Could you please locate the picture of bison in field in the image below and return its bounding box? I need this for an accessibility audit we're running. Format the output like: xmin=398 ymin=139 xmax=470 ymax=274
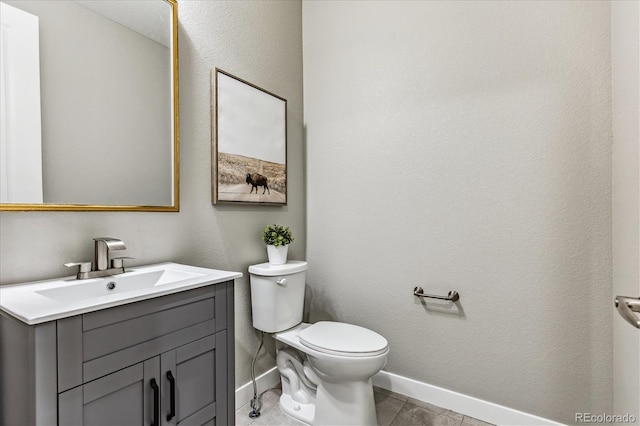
xmin=214 ymin=152 xmax=286 ymax=204
xmin=246 ymin=173 xmax=270 ymax=195
xmin=212 ymin=69 xmax=286 ymax=205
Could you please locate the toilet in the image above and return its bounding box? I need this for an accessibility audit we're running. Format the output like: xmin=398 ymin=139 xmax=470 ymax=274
xmin=249 ymin=260 xmax=389 ymax=426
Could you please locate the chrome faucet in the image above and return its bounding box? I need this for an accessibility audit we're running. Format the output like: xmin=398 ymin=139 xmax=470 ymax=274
xmin=65 ymin=237 xmax=131 ymax=279
xmin=94 ymin=237 xmax=126 ymax=271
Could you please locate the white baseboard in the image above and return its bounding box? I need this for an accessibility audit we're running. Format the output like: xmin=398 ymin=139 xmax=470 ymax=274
xmin=235 ymin=366 xmax=280 ymax=409
xmin=235 ymin=367 xmax=563 ymax=425
xmin=373 ymin=370 xmax=564 ymax=426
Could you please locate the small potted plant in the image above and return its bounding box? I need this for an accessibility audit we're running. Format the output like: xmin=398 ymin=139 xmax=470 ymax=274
xmin=263 ymin=224 xmax=294 ymax=265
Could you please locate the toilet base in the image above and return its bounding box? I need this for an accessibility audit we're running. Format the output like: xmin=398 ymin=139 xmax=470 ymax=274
xmin=274 ymin=323 xmax=385 ymax=425
xmin=313 ymin=379 xmax=377 ymax=426
xmin=279 ymin=393 xmax=315 ymax=425
xmin=280 ymin=379 xmax=377 ymax=426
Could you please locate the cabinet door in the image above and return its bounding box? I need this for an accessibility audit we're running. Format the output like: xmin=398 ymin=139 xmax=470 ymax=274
xmin=59 ymin=358 xmax=161 ymax=426
xmin=160 ymin=332 xmax=227 ymax=426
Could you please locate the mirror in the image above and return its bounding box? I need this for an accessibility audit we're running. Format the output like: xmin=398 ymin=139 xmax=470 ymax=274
xmin=0 ymin=0 xmax=179 ymax=211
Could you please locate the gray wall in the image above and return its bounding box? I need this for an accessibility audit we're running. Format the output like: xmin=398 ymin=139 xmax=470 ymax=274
xmin=612 ymin=0 xmax=640 ymax=418
xmin=0 ymin=0 xmax=304 ymax=389
xmin=303 ymin=1 xmax=612 ymax=424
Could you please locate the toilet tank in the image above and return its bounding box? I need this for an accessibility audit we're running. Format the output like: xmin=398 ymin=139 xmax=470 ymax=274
xmin=248 ymin=261 xmax=308 ymax=333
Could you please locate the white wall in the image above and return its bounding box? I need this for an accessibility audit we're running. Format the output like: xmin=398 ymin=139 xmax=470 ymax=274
xmin=303 ymin=1 xmax=612 ymax=424
xmin=0 ymin=0 xmax=304 ymax=389
xmin=612 ymin=0 xmax=640 ymax=420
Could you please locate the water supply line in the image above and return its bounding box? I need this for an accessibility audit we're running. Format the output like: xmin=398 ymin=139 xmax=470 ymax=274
xmin=248 ymin=331 xmax=265 ymax=419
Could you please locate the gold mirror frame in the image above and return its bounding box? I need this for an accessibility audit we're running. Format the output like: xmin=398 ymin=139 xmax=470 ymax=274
xmin=0 ymin=0 xmax=179 ymax=212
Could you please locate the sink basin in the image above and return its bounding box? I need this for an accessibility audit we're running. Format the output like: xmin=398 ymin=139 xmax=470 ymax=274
xmin=0 ymin=262 xmax=242 ymax=325
xmin=36 ymin=268 xmax=205 ymax=303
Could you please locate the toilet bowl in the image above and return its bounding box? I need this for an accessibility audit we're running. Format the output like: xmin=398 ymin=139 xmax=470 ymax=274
xmin=275 ymin=322 xmax=389 ymax=425
xmin=249 ymin=261 xmax=389 ymax=426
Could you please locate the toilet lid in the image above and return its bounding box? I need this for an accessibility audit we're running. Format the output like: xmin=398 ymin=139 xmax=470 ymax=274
xmin=299 ymin=321 xmax=388 ymax=357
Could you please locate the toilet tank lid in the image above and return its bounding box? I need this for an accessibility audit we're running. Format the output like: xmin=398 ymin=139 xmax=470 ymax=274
xmin=248 ymin=260 xmax=308 ymax=276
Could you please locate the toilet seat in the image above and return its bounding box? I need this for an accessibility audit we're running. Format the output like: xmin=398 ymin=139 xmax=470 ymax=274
xmin=299 ymin=321 xmax=388 ymax=357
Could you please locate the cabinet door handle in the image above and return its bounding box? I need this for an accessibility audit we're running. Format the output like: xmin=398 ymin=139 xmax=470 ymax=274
xmin=166 ymin=371 xmax=176 ymax=421
xmin=150 ymin=378 xmax=159 ymax=426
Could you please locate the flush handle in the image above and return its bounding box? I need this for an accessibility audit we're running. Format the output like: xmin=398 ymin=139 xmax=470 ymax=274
xmin=276 ymin=278 xmax=287 ymax=285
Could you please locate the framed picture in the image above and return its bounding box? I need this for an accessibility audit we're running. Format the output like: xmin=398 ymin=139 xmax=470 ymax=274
xmin=211 ymin=68 xmax=287 ymax=205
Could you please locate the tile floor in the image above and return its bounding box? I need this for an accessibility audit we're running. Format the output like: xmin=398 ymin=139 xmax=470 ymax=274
xmin=235 ymin=385 xmax=495 ymax=426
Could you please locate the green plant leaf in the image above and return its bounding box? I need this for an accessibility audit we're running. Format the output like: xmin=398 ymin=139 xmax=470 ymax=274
xmin=262 ymin=224 xmax=294 ymax=246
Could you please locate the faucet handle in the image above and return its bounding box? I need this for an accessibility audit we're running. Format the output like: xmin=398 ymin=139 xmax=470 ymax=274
xmin=64 ymin=262 xmax=92 ymax=273
xmin=111 ymin=257 xmax=134 ymax=269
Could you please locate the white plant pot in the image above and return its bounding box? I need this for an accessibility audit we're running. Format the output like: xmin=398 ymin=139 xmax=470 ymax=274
xmin=267 ymin=244 xmax=288 ymax=265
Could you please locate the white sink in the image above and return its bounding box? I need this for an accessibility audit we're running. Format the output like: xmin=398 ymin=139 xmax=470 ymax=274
xmin=36 ymin=268 xmax=205 ymax=303
xmin=0 ymin=262 xmax=242 ymax=325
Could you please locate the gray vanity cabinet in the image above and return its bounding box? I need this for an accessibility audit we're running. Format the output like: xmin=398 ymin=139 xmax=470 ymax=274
xmin=0 ymin=281 xmax=235 ymax=426
xmin=59 ymin=333 xmax=226 ymax=426
xmin=58 ymin=360 xmax=159 ymax=426
xmin=161 ymin=333 xmax=225 ymax=425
